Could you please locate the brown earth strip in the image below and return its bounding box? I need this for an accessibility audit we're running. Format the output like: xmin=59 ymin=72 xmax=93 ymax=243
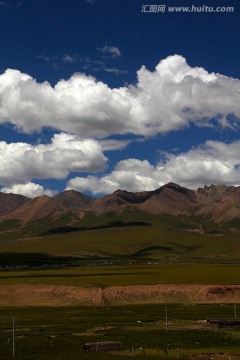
xmin=1 ymin=284 xmax=240 ymax=306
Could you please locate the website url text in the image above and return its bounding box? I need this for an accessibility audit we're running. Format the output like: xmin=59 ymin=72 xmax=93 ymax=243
xmin=141 ymin=4 xmax=235 ymax=13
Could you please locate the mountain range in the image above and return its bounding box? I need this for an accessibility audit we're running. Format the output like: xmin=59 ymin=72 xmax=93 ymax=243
xmin=0 ymin=182 xmax=240 ymax=225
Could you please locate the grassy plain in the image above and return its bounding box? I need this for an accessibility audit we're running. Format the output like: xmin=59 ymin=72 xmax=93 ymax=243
xmin=0 ymin=304 xmax=240 ymax=360
xmin=0 ymin=264 xmax=240 ymax=286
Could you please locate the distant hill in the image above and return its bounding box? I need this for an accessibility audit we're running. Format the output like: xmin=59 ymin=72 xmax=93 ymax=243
xmin=1 ymin=183 xmax=240 ymax=225
xmin=54 ymin=190 xmax=94 ymax=210
xmin=0 ymin=195 xmax=67 ymax=223
xmin=138 ymin=183 xmax=197 ymax=215
xmin=0 ymin=192 xmax=30 ymax=216
xmin=195 ymin=184 xmax=240 ymax=224
xmin=91 ymin=189 xmax=151 ymax=214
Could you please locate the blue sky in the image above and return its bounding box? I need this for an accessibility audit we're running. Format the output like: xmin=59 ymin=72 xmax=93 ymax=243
xmin=0 ymin=0 xmax=239 ymax=198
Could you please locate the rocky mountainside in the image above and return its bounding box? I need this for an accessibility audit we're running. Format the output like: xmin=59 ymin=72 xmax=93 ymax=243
xmin=54 ymin=190 xmax=94 ymax=210
xmin=0 ymin=195 xmax=67 ymax=223
xmin=92 ymin=189 xmax=152 ymax=214
xmin=0 ymin=192 xmax=30 ymax=216
xmin=1 ymin=183 xmax=240 ymax=224
xmin=138 ymin=183 xmax=197 ymax=215
xmin=195 ymin=184 xmax=240 ymax=223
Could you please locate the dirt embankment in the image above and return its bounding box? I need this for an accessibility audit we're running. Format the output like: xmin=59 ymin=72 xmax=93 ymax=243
xmin=1 ymin=284 xmax=240 ymax=306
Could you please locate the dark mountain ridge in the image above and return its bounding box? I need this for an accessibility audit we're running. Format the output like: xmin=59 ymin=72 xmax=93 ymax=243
xmin=1 ymin=183 xmax=240 ymax=225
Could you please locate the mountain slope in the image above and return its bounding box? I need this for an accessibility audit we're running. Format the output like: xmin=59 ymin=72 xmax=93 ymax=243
xmin=138 ymin=183 xmax=197 ymax=215
xmin=195 ymin=185 xmax=240 ymax=223
xmin=0 ymin=195 xmax=67 ymax=223
xmin=0 ymin=193 xmax=30 ymax=216
xmin=92 ymin=189 xmax=151 ymax=214
xmin=54 ymin=190 xmax=94 ymax=210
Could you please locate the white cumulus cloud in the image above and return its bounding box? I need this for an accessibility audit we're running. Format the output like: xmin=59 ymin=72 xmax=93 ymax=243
xmin=66 ymin=159 xmax=167 ymax=194
xmin=66 ymin=140 xmax=240 ymax=194
xmin=1 ymin=182 xmax=55 ymax=198
xmin=0 ymin=55 xmax=239 ymax=138
xmin=0 ymin=133 xmax=107 ymax=186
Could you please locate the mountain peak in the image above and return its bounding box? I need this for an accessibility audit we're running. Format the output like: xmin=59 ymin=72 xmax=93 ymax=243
xmin=1 ymin=183 xmax=240 ymax=225
xmin=0 ymin=195 xmax=66 ymax=223
xmin=196 ymin=183 xmax=234 ymax=203
xmin=139 ymin=182 xmax=197 ymax=215
xmin=54 ymin=189 xmax=94 ymax=210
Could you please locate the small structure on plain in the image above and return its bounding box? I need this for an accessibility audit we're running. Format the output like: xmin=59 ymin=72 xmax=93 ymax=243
xmin=84 ymin=341 xmax=124 ymax=351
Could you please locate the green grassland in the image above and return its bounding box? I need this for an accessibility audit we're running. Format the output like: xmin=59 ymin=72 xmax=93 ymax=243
xmin=0 ymin=263 xmax=240 ymax=286
xmin=0 ymin=209 xmax=239 ymax=267
xmin=0 ymin=304 xmax=240 ymax=360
